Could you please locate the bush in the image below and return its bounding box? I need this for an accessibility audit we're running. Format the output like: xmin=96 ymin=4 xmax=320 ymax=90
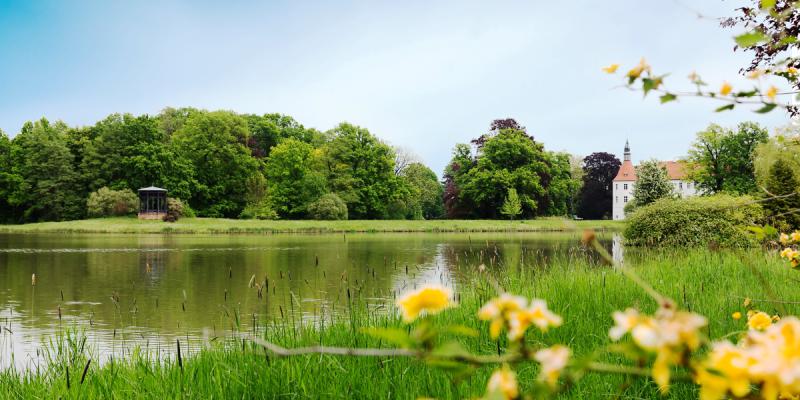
xmin=239 ymin=201 xmax=278 ymax=220
xmin=307 ymin=193 xmax=348 ymax=220
xmin=86 ymin=187 xmax=139 ymax=217
xmin=163 ymin=198 xmax=187 ymax=222
xmin=624 ymin=194 xmax=763 ymax=248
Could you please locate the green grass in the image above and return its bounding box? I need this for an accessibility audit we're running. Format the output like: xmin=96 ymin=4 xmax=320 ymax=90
xmin=0 ymin=217 xmax=622 ymax=234
xmin=1 ymin=247 xmax=796 ymax=399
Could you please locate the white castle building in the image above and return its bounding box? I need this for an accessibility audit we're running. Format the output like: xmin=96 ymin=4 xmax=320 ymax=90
xmin=612 ymin=141 xmax=698 ymax=220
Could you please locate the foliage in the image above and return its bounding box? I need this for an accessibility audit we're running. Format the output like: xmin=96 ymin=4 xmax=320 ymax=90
xmin=264 ymin=138 xmax=326 ymax=218
xmin=753 ymin=126 xmax=800 ymax=188
xmin=86 ymin=187 xmax=138 ymax=217
xmin=245 ymin=113 xmax=324 ymax=158
xmin=172 ymin=111 xmax=260 ymax=218
xmin=624 ymin=194 xmax=764 ymax=247
xmin=443 ymin=143 xmax=475 ymax=218
xmin=763 ymin=158 xmax=800 ymax=230
xmin=629 ymin=160 xmax=674 ymax=209
xmin=0 ymin=129 xmax=19 ymax=223
xmin=162 ymin=198 xmax=188 ymax=222
xmin=400 ymin=163 xmax=444 ymax=220
xmin=322 ymin=123 xmax=406 ymax=219
xmin=306 ymin=193 xmax=348 ymax=220
xmin=239 ymin=201 xmax=278 ymax=220
xmin=500 ymin=188 xmax=522 ymax=220
xmin=577 ymin=152 xmax=620 ymax=219
xmin=687 ymin=122 xmax=768 ymax=194
xmin=8 ymin=119 xmax=84 ymax=222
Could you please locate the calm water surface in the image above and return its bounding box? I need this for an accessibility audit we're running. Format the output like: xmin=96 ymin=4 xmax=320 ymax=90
xmin=0 ymin=232 xmax=617 ymax=370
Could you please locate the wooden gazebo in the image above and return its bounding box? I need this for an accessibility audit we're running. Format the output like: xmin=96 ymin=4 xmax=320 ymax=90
xmin=138 ymin=186 xmax=168 ymax=220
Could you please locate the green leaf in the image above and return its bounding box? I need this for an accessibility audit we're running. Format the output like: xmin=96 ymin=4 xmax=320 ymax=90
xmin=778 ymin=35 xmax=797 ymax=47
xmin=755 ymin=103 xmax=778 ymax=113
xmin=361 ymin=327 xmax=414 ymax=348
xmin=734 ymin=89 xmax=759 ymax=98
xmin=761 ymin=0 xmax=776 ymax=10
xmin=735 ymin=31 xmax=769 ymax=48
xmin=659 ymin=93 xmax=677 ymax=104
xmin=715 ymin=104 xmax=735 ymax=112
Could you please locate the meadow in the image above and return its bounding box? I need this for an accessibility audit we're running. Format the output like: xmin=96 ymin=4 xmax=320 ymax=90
xmin=0 ymin=217 xmax=622 ymax=234
xmin=0 ymin=244 xmax=793 ymax=399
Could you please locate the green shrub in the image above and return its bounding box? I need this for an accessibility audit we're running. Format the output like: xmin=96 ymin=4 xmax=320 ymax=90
xmin=239 ymin=202 xmax=278 ymax=220
xmin=624 ymin=194 xmax=763 ymax=248
xmin=86 ymin=187 xmax=139 ymax=217
xmin=163 ymin=198 xmax=187 ymax=222
xmin=307 ymin=193 xmax=348 ymax=220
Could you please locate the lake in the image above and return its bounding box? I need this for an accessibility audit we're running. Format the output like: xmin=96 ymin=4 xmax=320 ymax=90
xmin=0 ymin=232 xmax=617 ymax=370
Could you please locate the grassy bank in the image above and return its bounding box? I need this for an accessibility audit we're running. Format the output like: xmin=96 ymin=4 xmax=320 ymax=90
xmin=1 ymin=247 xmax=795 ymax=399
xmin=0 ymin=217 xmax=622 ymax=234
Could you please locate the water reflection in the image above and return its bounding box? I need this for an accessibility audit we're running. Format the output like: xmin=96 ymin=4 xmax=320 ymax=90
xmin=0 ymin=232 xmax=614 ymax=370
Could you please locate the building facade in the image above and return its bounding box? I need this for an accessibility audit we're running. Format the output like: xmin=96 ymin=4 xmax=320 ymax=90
xmin=611 ymin=141 xmax=697 ymax=220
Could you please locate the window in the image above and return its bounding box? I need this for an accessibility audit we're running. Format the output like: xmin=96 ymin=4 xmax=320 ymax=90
xmin=623 ymin=183 xmax=628 ymax=190
xmin=679 ymin=182 xmax=683 ymax=190
xmin=615 ymin=183 xmax=618 ymax=190
xmin=623 ymin=196 xmax=628 ymax=203
xmin=615 ymin=196 xmax=618 ymax=203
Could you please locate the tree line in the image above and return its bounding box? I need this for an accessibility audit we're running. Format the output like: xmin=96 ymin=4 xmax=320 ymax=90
xmin=0 ymin=112 xmax=588 ymax=223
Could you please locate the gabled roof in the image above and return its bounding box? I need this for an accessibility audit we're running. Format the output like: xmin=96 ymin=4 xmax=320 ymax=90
xmin=614 ymin=160 xmax=636 ymax=181
xmin=138 ymin=186 xmax=167 ymax=192
xmin=613 ymin=161 xmax=689 ymax=182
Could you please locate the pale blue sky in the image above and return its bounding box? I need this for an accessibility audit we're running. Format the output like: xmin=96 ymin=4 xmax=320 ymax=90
xmin=0 ymin=0 xmax=789 ymax=174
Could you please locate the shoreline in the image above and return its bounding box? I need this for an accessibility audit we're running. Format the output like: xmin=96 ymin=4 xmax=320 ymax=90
xmin=0 ymin=217 xmax=623 ymax=235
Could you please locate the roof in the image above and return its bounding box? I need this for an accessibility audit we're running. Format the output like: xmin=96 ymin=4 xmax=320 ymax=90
xmin=138 ymin=186 xmax=167 ymax=192
xmin=613 ymin=161 xmax=689 ymax=182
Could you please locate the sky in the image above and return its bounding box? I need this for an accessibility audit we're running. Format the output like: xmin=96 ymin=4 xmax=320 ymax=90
xmin=0 ymin=0 xmax=791 ymax=175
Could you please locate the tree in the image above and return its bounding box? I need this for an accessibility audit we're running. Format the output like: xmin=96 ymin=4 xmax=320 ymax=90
xmin=393 ymin=146 xmax=419 ymax=176
xmin=86 ymin=187 xmax=139 ymax=217
xmin=172 ymin=111 xmax=260 ymax=217
xmin=687 ymin=122 xmax=768 ymax=195
xmin=763 ymin=158 xmax=800 ymax=230
xmin=307 ymin=193 xmax=348 ymax=220
xmin=264 ymin=138 xmax=326 ymax=218
xmin=500 ymin=188 xmax=522 ymax=220
xmin=9 ymin=119 xmax=84 ymax=221
xmin=577 ymin=152 xmax=621 ymax=219
xmin=245 ymin=113 xmax=324 ymax=158
xmin=544 ymin=151 xmax=582 ymax=216
xmin=629 ymin=160 xmax=674 ymax=210
xmin=401 ymin=163 xmax=444 ymax=219
xmin=0 ymin=129 xmax=21 ymax=222
xmin=443 ymin=143 xmax=475 ymax=218
xmin=322 ymin=122 xmax=406 ymax=219
xmin=81 ymin=113 xmax=195 ymax=200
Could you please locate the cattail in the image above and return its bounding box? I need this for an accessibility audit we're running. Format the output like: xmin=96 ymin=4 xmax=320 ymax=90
xmin=31 ymin=274 xmax=36 ymax=286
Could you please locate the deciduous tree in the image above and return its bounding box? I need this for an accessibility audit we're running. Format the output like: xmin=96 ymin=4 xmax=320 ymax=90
xmin=577 ymin=152 xmax=620 ymax=220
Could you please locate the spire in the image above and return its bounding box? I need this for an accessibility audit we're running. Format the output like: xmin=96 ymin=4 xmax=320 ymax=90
xmin=624 ymin=140 xmax=631 ymax=161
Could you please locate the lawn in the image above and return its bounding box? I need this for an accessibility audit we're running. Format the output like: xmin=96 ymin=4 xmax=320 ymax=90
xmin=0 ymin=217 xmax=623 ymax=234
xmin=0 ymin=246 xmax=793 ymax=399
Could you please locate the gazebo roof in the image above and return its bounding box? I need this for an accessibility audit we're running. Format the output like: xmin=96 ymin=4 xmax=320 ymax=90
xmin=138 ymin=186 xmax=167 ymax=192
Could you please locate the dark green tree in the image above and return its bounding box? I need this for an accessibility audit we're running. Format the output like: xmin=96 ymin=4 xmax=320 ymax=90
xmin=0 ymin=129 xmax=21 ymax=222
xmin=322 ymin=123 xmax=406 ymax=219
xmin=764 ymin=158 xmax=800 ymax=230
xmin=173 ymin=111 xmax=260 ymax=217
xmin=9 ymin=119 xmax=84 ymax=221
xmin=246 ymin=113 xmax=325 ymax=158
xmin=443 ymin=143 xmax=475 ymax=218
xmin=577 ymin=152 xmax=621 ymax=219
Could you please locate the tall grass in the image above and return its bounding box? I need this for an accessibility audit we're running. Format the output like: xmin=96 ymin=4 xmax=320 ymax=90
xmin=0 ymin=248 xmax=794 ymax=399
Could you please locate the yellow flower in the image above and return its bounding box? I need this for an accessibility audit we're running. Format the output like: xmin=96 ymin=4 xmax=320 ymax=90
xmin=609 ymin=308 xmax=642 ymax=340
xmin=781 ymin=233 xmax=791 ymax=245
xmin=507 ymin=299 xmax=562 ymax=340
xmin=767 ymin=85 xmax=778 ymax=101
xmin=695 ymin=342 xmax=754 ymax=400
xmin=720 ymin=81 xmax=733 ymax=96
xmin=732 ymin=311 xmax=742 ymax=320
xmin=748 ymin=311 xmax=772 ymax=331
xmin=781 ymin=247 xmax=796 ymax=259
xmin=396 ymin=285 xmax=452 ymax=323
xmin=478 ymin=294 xmax=526 ymax=339
xmin=788 ymin=67 xmax=798 ymax=75
xmin=743 ymin=297 xmax=752 ymax=308
xmin=602 ymin=63 xmax=619 ymax=74
xmin=486 ymin=365 xmax=518 ymax=400
xmin=747 ymin=69 xmax=765 ymax=79
xmin=534 ymin=345 xmax=570 ymax=389
xmin=627 ymin=57 xmax=650 ymax=79
xmin=791 ymin=231 xmax=800 ymax=242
